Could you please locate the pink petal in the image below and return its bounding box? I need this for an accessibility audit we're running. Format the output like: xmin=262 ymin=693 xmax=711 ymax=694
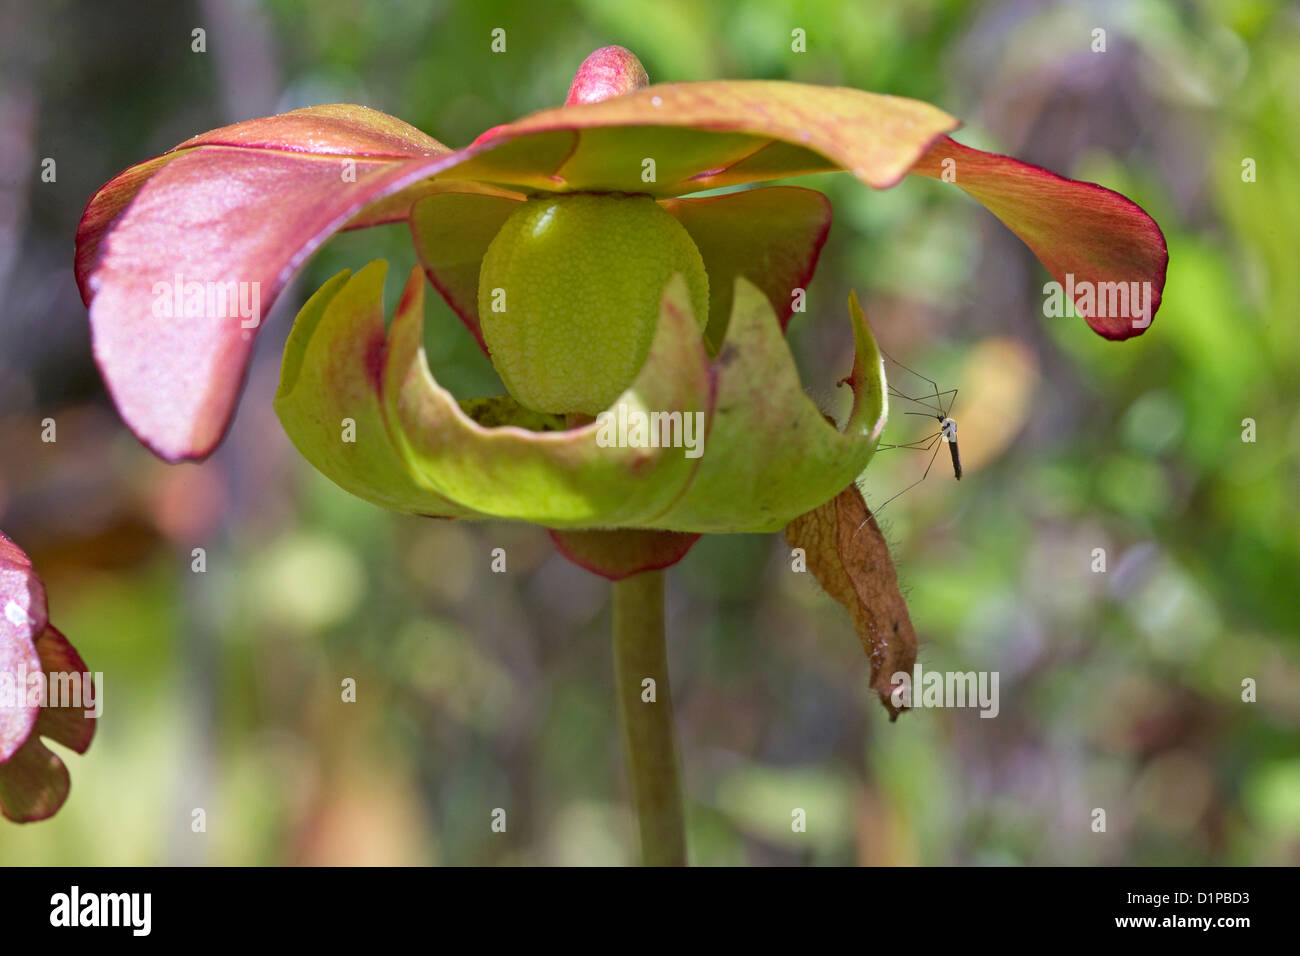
xmin=0 ymin=534 xmax=93 ymax=822
xmin=565 ymin=46 xmax=650 ymax=105
xmin=0 ymin=532 xmax=46 ymax=764
xmin=79 ymin=107 xmax=471 ymax=461
xmin=909 ymin=136 xmax=1168 ymax=338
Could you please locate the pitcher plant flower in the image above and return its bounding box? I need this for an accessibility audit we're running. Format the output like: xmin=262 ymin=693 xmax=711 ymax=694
xmin=0 ymin=532 xmax=97 ymax=823
xmin=74 ymin=45 xmax=1167 ymax=861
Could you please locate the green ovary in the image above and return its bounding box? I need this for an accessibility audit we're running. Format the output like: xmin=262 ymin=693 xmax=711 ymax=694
xmin=478 ymin=193 xmax=709 ymax=415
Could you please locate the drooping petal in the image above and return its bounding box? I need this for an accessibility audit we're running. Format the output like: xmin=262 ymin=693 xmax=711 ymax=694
xmin=0 ymin=533 xmax=94 ymax=823
xmin=0 ymin=626 xmax=97 ymax=823
xmin=785 ymin=486 xmax=917 ymax=718
xmin=909 ymin=136 xmax=1168 ymax=339
xmin=78 ymin=106 xmax=474 ymax=462
xmin=661 ymin=186 xmax=831 ymax=350
xmin=0 ymin=734 xmax=70 ymax=823
xmin=75 ymin=153 xmax=181 ymax=306
xmin=31 ymin=626 xmax=96 ymax=756
xmin=75 ymin=105 xmax=451 ymax=302
xmin=408 ymin=188 xmax=525 ymax=350
xmin=651 ymin=284 xmax=886 ymax=533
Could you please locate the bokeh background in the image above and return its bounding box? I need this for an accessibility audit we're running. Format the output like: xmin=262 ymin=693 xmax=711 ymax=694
xmin=2 ymin=0 xmax=1297 ymax=865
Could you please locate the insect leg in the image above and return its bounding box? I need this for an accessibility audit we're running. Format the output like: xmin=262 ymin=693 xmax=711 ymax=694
xmin=877 ymin=431 xmax=942 ymax=452
xmin=852 ymin=437 xmax=945 ymax=540
xmin=882 ymin=348 xmax=955 ymax=414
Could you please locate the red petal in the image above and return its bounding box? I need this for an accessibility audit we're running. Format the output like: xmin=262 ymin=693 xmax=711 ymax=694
xmin=549 ymin=528 xmax=701 ymax=580
xmin=909 ymin=136 xmax=1168 ymax=339
xmin=79 ymin=107 xmax=472 ymax=461
xmin=33 ymin=626 xmax=96 ymax=755
xmin=1 ymin=532 xmax=47 ymax=764
xmin=77 ymin=105 xmax=449 ymax=299
xmin=662 ymin=186 xmax=830 ymax=348
xmin=0 ymin=539 xmax=97 ymax=822
xmin=176 ymin=103 xmax=450 ymax=155
xmin=408 ymin=187 xmax=524 ymax=350
xmin=75 ymin=153 xmax=182 ymax=305
xmin=0 ymin=735 xmax=71 ymax=823
xmin=0 ymin=531 xmax=48 ymax=637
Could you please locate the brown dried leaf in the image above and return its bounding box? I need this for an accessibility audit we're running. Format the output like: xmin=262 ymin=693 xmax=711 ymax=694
xmin=785 ymin=483 xmax=917 ymax=719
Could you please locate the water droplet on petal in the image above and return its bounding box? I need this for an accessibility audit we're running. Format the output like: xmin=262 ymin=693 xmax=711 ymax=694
xmin=5 ymin=600 xmax=30 ymax=627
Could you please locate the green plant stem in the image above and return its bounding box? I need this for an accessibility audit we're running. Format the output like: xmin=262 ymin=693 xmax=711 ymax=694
xmin=612 ymin=569 xmax=686 ymax=866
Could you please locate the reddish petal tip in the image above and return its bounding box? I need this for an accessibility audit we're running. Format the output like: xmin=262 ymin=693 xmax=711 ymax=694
xmin=549 ymin=528 xmax=701 ymax=580
xmin=470 ymin=123 xmax=510 ymax=146
xmin=565 ymin=46 xmax=649 ymax=105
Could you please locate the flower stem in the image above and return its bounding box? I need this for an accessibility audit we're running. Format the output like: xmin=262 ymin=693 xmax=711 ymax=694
xmin=611 ymin=569 xmax=687 ymax=866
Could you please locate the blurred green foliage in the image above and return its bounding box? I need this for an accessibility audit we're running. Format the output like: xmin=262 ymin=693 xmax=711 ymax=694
xmin=1 ymin=0 xmax=1297 ymax=864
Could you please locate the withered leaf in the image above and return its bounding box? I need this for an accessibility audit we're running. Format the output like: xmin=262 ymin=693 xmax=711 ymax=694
xmin=785 ymin=483 xmax=917 ymax=719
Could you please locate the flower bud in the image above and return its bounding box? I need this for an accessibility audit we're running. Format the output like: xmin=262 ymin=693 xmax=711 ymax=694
xmin=565 ymin=46 xmax=649 ymax=105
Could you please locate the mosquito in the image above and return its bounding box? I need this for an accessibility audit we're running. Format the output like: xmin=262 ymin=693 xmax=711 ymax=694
xmin=857 ymin=349 xmax=961 ymax=529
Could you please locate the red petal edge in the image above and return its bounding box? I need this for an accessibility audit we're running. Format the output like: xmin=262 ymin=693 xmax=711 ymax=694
xmin=549 ymin=528 xmax=702 ymax=580
xmin=909 ymin=136 xmax=1168 ymax=340
xmin=0 ymin=533 xmax=94 ymax=823
xmin=76 ymin=107 xmax=478 ymax=462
